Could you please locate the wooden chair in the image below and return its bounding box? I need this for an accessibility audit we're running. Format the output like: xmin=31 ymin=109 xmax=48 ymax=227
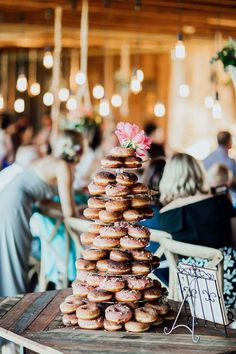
xmin=159 ymin=237 xmax=224 ymax=301
xmin=64 ymin=217 xmax=91 ymax=258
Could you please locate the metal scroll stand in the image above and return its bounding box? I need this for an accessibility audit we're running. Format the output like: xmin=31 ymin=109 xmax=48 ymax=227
xmin=164 ymin=264 xmax=233 ymax=343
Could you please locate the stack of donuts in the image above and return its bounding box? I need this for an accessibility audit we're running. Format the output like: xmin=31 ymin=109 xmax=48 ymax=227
xmin=60 ymin=146 xmax=173 ymax=332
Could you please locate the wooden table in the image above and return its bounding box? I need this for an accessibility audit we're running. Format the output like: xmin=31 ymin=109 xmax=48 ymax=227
xmin=0 ymin=289 xmax=235 ymax=354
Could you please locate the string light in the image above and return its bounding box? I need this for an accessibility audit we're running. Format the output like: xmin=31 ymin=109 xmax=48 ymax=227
xmin=130 ymin=78 xmax=142 ymax=94
xmin=66 ymin=96 xmax=77 ymax=111
xmin=43 ymin=50 xmax=53 ymax=69
xmin=0 ymin=94 xmax=4 ymax=110
xmin=29 ymin=82 xmax=41 ymax=96
xmin=174 ymin=32 xmax=186 ymax=59
xmin=111 ymin=94 xmax=122 ymax=107
xmin=204 ymin=96 xmax=214 ymax=109
xmin=93 ymin=85 xmax=104 ymax=99
xmin=212 ymin=92 xmax=222 ymax=119
xmin=43 ymin=92 xmax=54 ymax=106
xmin=179 ymin=84 xmax=190 ymax=98
xmin=154 ymin=102 xmax=166 ymax=117
xmin=14 ymin=98 xmax=25 ymax=113
xmin=58 ymin=88 xmax=70 ymax=102
xmin=16 ymin=74 xmax=27 ymax=92
xmin=99 ymin=99 xmax=110 ymax=117
xmin=75 ymin=71 xmax=86 ymax=85
xmin=136 ymin=69 xmax=144 ymax=82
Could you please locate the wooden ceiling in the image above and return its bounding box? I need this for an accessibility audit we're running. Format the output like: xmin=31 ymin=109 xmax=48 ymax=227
xmin=0 ymin=0 xmax=236 ymax=51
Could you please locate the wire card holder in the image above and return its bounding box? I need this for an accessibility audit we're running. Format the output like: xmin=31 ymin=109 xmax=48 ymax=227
xmin=164 ymin=263 xmax=233 ymax=343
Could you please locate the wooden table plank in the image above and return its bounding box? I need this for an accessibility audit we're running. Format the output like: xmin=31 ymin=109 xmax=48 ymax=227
xmin=0 ymin=295 xmax=23 ymax=320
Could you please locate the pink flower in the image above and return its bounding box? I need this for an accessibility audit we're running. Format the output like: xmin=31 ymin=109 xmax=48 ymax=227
xmin=115 ymin=122 xmax=151 ymax=157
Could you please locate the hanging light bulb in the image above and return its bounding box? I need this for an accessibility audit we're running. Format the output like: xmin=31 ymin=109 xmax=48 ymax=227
xmin=16 ymin=74 xmax=27 ymax=92
xmin=174 ymin=32 xmax=186 ymax=59
xmin=0 ymin=94 xmax=4 ymax=110
xmin=154 ymin=102 xmax=166 ymax=117
xmin=30 ymin=82 xmax=41 ymax=96
xmin=136 ymin=69 xmax=144 ymax=82
xmin=111 ymin=94 xmax=122 ymax=108
xmin=130 ymin=78 xmax=142 ymax=94
xmin=75 ymin=71 xmax=86 ymax=85
xmin=99 ymin=98 xmax=110 ymax=117
xmin=93 ymin=85 xmax=104 ymax=99
xmin=205 ymin=96 xmax=214 ymax=109
xmin=43 ymin=92 xmax=54 ymax=106
xmin=43 ymin=50 xmax=53 ymax=69
xmin=66 ymin=96 xmax=77 ymax=111
xmin=212 ymin=91 xmax=222 ymax=119
xmin=58 ymin=88 xmax=70 ymax=102
xmin=14 ymin=98 xmax=25 ymax=113
xmin=179 ymin=84 xmax=190 ymax=98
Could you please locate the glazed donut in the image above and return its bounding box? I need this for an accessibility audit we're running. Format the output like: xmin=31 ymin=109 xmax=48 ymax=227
xmin=93 ymin=236 xmax=120 ymax=249
xmin=131 ymin=197 xmax=150 ymax=209
xmin=110 ymin=147 xmax=135 ymax=158
xmin=116 ymin=172 xmax=138 ymax=186
xmin=96 ymin=259 xmax=110 ymax=272
xmin=60 ymin=298 xmax=84 ymax=314
xmin=124 ymin=156 xmax=142 ymax=169
xmin=123 ymin=209 xmax=144 ymax=222
xmin=115 ymin=289 xmax=142 ymax=302
xmin=131 ymin=249 xmax=153 ymax=261
xmin=88 ymin=182 xmax=106 ymax=196
xmin=152 ymin=256 xmax=160 ymax=267
xmin=105 ymin=184 xmax=130 ymax=198
xmin=72 ymin=281 xmax=95 ymax=297
xmin=143 ymin=286 xmax=162 ymax=301
xmin=83 ymin=207 xmax=100 ymax=220
xmin=152 ymin=317 xmax=164 ymax=326
xmin=62 ymin=313 xmax=78 ymax=326
xmin=88 ymin=223 xmax=103 ymax=234
xmin=131 ymin=261 xmax=151 ymax=275
xmin=101 ymin=155 xmax=124 ymax=169
xmin=105 ymin=304 xmax=132 ymax=324
xmin=104 ymin=319 xmax=123 ymax=331
xmin=105 ymin=199 xmax=130 ymax=212
xmin=94 ymin=171 xmax=116 ymax=186
xmin=127 ymin=276 xmax=153 ymax=290
xmin=131 ymin=183 xmax=148 ymax=194
xmin=76 ymin=270 xmax=90 ymax=282
xmin=127 ymin=225 xmax=150 ymax=239
xmin=76 ymin=303 xmax=100 ymax=320
xmin=75 ymin=259 xmax=96 ymax=271
xmin=164 ymin=309 xmax=176 ymax=321
xmin=107 ymin=260 xmax=131 ymax=275
xmin=145 ymin=302 xmax=170 ymax=316
xmin=78 ymin=316 xmax=104 ymax=330
xmin=110 ymin=250 xmax=131 ymax=262
xmin=86 ymin=273 xmax=105 ymax=287
xmin=153 ymin=279 xmax=162 ymax=288
xmin=87 ymin=288 xmax=113 ymax=302
xmin=99 ymin=210 xmax=122 ymax=223
xmin=125 ymin=320 xmax=150 ymax=332
xmin=100 ymin=225 xmax=127 ymax=238
xmin=99 ymin=276 xmax=126 ymax=292
xmin=80 ymin=232 xmax=97 ymax=246
xmin=82 ymin=248 xmax=108 ymax=261
xmin=120 ymin=236 xmax=149 ymax=250
xmin=135 ymin=307 xmax=158 ymax=323
xmin=88 ymin=197 xmax=106 ymax=209
xmin=142 ymin=207 xmax=154 ymax=219
xmin=64 ymin=294 xmax=85 ymax=304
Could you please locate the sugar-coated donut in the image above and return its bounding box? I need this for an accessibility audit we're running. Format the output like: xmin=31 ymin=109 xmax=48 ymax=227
xmin=96 ymin=259 xmax=110 ymax=272
xmin=131 ymin=197 xmax=150 ymax=209
xmin=120 ymin=236 xmax=149 ymax=250
xmin=72 ymin=281 xmax=95 ymax=297
xmin=127 ymin=225 xmax=150 ymax=239
xmin=64 ymin=294 xmax=85 ymax=304
xmin=131 ymin=183 xmax=148 ymax=194
xmin=124 ymin=156 xmax=142 ymax=169
xmin=76 ymin=303 xmax=101 ymax=320
xmin=115 ymin=289 xmax=142 ymax=302
xmin=107 ymin=260 xmax=131 ymax=275
xmin=134 ymin=307 xmax=158 ymax=323
xmin=86 ymin=273 xmax=105 ymax=287
xmin=131 ymin=249 xmax=153 ymax=261
xmin=99 ymin=210 xmax=122 ymax=223
xmin=60 ymin=298 xmax=84 ymax=314
xmin=87 ymin=288 xmax=113 ymax=302
xmin=127 ymin=276 xmax=153 ymax=291
xmin=152 ymin=256 xmax=160 ymax=267
xmin=80 ymin=232 xmax=97 ymax=246
xmin=105 ymin=304 xmax=133 ymax=324
xmin=105 ymin=199 xmax=130 ymax=212
xmin=100 ymin=225 xmax=127 ymax=238
xmin=142 ymin=207 xmax=154 ymax=219
xmin=101 ymin=155 xmax=124 ymax=169
xmin=83 ymin=207 xmax=100 ymax=220
xmin=82 ymin=248 xmax=108 ymax=261
xmin=62 ymin=313 xmax=78 ymax=326
xmin=93 ymin=236 xmax=120 ymax=249
xmin=94 ymin=171 xmax=116 ymax=186
xmin=123 ymin=209 xmax=144 ymax=222
xmin=77 ymin=270 xmax=90 ymax=282
xmin=75 ymin=259 xmax=96 ymax=271
xmin=99 ymin=276 xmax=126 ymax=292
xmin=105 ymin=184 xmax=130 ymax=198
xmin=143 ymin=286 xmax=162 ymax=300
xmin=88 ymin=223 xmax=103 ymax=234
xmin=125 ymin=320 xmax=150 ymax=332
xmin=110 ymin=250 xmax=131 ymax=262
xmin=88 ymin=182 xmax=106 ymax=196
xmin=164 ymin=309 xmax=176 ymax=321
xmin=104 ymin=319 xmax=123 ymax=331
xmin=145 ymin=302 xmax=170 ymax=316
xmin=78 ymin=316 xmax=104 ymax=330
xmin=131 ymin=261 xmax=151 ymax=275
xmin=116 ymin=172 xmax=138 ymax=186
xmin=110 ymin=147 xmax=135 ymax=158
xmin=88 ymin=197 xmax=106 ymax=209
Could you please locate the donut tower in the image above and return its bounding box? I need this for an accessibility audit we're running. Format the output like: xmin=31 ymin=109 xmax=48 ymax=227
xmin=60 ymin=123 xmax=173 ymax=332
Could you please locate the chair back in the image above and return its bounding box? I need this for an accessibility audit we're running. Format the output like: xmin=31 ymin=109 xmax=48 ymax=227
xmin=64 ymin=217 xmax=91 ymax=257
xmin=149 ymin=229 xmax=172 ymax=258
